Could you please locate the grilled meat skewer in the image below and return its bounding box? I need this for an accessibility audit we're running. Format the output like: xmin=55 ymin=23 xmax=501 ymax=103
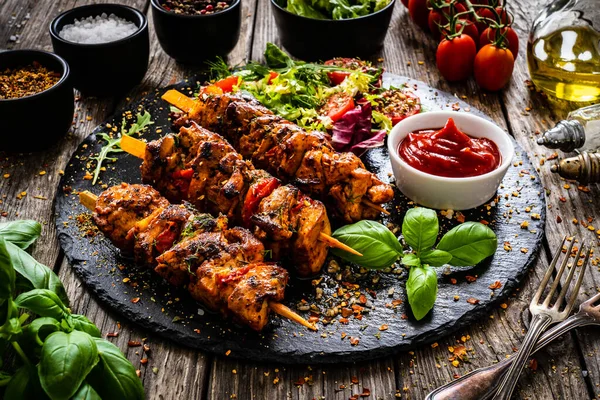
xmin=81 ymin=183 xmax=315 ymax=331
xmin=161 ymin=89 xmax=394 ymax=222
xmin=121 ymin=124 xmax=360 ymax=277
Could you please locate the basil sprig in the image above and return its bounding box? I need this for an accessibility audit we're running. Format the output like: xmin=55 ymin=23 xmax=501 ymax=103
xmin=0 ymin=220 xmax=144 ymax=400
xmin=332 ymin=208 xmax=498 ymax=320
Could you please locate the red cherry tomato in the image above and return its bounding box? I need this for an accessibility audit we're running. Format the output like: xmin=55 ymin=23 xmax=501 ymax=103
xmin=267 ymin=71 xmax=279 ymax=83
xmin=479 ymin=26 xmax=519 ymax=59
xmin=428 ymin=2 xmax=467 ymax=36
xmin=441 ymin=19 xmax=479 ymax=47
xmin=475 ymin=6 xmax=511 ymax=34
xmin=436 ymin=34 xmax=477 ymax=81
xmin=474 ymin=44 xmax=515 ymax=91
xmin=214 ymin=75 xmax=240 ymax=92
xmin=327 ymin=71 xmax=351 ymax=85
xmin=321 ymin=93 xmax=355 ymax=122
xmin=408 ymin=0 xmax=430 ymax=31
xmin=374 ymin=89 xmax=421 ymax=126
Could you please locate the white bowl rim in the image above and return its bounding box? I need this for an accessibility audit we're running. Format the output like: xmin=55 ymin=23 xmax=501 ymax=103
xmin=387 ymin=111 xmax=515 ymax=183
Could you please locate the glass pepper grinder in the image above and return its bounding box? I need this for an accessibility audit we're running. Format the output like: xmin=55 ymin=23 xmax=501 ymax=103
xmin=527 ymin=0 xmax=600 ymax=102
xmin=537 ymin=103 xmax=600 ymax=152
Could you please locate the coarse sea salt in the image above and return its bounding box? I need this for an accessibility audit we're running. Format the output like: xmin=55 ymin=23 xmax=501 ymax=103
xmin=59 ymin=13 xmax=138 ymax=44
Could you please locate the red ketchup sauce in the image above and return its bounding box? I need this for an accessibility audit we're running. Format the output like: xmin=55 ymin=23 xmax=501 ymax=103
xmin=398 ymin=118 xmax=501 ymax=178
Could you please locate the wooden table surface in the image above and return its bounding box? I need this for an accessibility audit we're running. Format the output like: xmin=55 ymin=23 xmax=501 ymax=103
xmin=2 ymin=0 xmax=599 ymax=399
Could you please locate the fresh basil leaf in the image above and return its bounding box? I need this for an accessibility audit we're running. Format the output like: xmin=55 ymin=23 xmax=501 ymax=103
xmin=87 ymin=338 xmax=145 ymax=400
xmin=69 ymin=315 xmax=101 ymax=338
xmin=4 ymin=366 xmax=30 ymax=400
xmin=0 ymin=220 xmax=41 ymax=250
xmin=420 ymin=249 xmax=452 ymax=267
xmin=0 ymin=299 xmax=21 ymax=342
xmin=264 ymin=43 xmax=294 ymax=69
xmin=0 ymin=238 xmax=16 ymax=304
xmin=437 ymin=222 xmax=498 ymax=267
xmin=14 ymin=289 xmax=69 ymax=320
xmin=331 ymin=220 xmax=403 ymax=269
xmin=39 ymin=331 xmax=99 ymax=400
xmin=406 ymin=265 xmax=438 ymax=321
xmin=72 ymin=382 xmax=102 ymax=400
xmin=23 ymin=317 xmax=62 ymax=347
xmin=401 ymin=253 xmax=421 ymax=267
xmin=402 ymin=208 xmax=439 ymax=255
xmin=7 ymin=242 xmax=69 ymax=307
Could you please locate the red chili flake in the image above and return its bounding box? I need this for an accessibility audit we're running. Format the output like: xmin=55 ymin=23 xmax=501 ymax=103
xmin=143 ymin=344 xmax=151 ymax=353
xmin=489 ymin=281 xmax=502 ymax=290
xmin=341 ymin=332 xmax=347 ymax=339
xmin=131 ymin=297 xmax=140 ymax=304
xmin=401 ymin=314 xmax=408 ymax=320
xmin=559 ymin=196 xmax=567 ymax=203
xmin=349 ymin=396 xmax=359 ymax=400
xmin=136 ymin=370 xmax=141 ymax=377
xmin=308 ymin=315 xmax=319 ymax=324
xmin=339 ymin=318 xmax=349 ymax=324
xmin=556 ymin=215 xmax=562 ymax=223
xmin=453 ymin=373 xmax=461 ymax=379
xmin=465 ymin=275 xmax=477 ymax=283
xmin=480 ymin=220 xmax=489 ymax=225
xmin=294 ymin=377 xmax=306 ymax=386
xmin=341 ymin=308 xmax=353 ymax=318
xmin=379 ymin=324 xmax=388 ymax=331
xmin=128 ymin=340 xmax=142 ymax=347
xmin=452 ymin=345 xmax=467 ymax=360
xmin=358 ymin=294 xmax=367 ymax=304
xmin=140 ymin=358 xmax=148 ymax=365
xmin=351 ymin=304 xmax=364 ymax=313
xmin=529 ymin=358 xmax=538 ymax=371
xmin=456 ymin=212 xmax=466 ymax=223
xmin=450 ymin=278 xmax=457 ymax=285
xmin=547 ymin=152 xmax=558 ymax=160
xmin=340 ymin=384 xmax=346 ymax=389
xmin=351 ymin=376 xmax=359 ymax=384
xmin=194 ymin=328 xmax=201 ymax=334
xmin=106 ymin=332 xmax=119 ymax=337
xmin=350 ymin=337 xmax=360 ymax=346
xmin=360 ymin=388 xmax=371 ymax=397
xmin=467 ymin=297 xmax=480 ymax=305
xmin=391 ymin=299 xmax=403 ymax=306
xmin=354 ymin=314 xmax=363 ymax=320
xmin=367 ymin=289 xmax=377 ymax=298
xmin=578 ymin=186 xmax=590 ymax=193
xmin=225 ymin=349 xmax=231 ymax=356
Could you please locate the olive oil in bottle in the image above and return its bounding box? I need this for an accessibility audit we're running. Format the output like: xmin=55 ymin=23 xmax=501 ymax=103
xmin=527 ymin=0 xmax=600 ymax=102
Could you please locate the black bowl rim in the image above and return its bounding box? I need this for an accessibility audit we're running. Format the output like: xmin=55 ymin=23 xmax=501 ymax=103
xmin=270 ymin=0 xmax=396 ymax=22
xmin=0 ymin=49 xmax=71 ymax=103
xmin=150 ymin=0 xmax=241 ymax=19
xmin=49 ymin=3 xmax=148 ymax=48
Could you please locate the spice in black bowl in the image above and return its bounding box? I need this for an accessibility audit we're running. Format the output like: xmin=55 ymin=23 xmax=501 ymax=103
xmin=160 ymin=0 xmax=233 ymax=15
xmin=0 ymin=62 xmax=61 ymax=99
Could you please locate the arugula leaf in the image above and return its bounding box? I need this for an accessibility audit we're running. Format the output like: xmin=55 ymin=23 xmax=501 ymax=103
xmin=437 ymin=222 xmax=498 ymax=266
xmin=331 ymin=220 xmax=403 ymax=269
xmin=264 ymin=43 xmax=295 ymax=69
xmin=0 ymin=220 xmax=41 ymax=250
xmin=402 ymin=208 xmax=439 ymax=255
xmin=286 ymin=0 xmax=327 ymax=19
xmin=38 ymin=331 xmax=99 ymax=400
xmin=6 ymin=241 xmax=69 ymax=306
xmin=406 ymin=265 xmax=438 ymax=320
xmin=91 ymin=111 xmax=153 ymax=185
xmin=420 ymin=249 xmax=452 ymax=267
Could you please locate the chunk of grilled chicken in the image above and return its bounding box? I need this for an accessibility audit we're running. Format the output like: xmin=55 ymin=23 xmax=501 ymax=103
xmin=93 ymin=183 xmax=169 ymax=251
xmin=177 ymin=93 xmax=394 ymax=222
xmin=140 ymin=123 xmax=330 ymax=276
xmin=91 ymin=183 xmax=288 ymax=331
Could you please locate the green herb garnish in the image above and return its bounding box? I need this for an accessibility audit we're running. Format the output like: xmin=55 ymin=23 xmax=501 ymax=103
xmin=91 ymin=110 xmax=153 ymax=185
xmin=331 ymin=208 xmax=498 ymax=320
xmin=0 ymin=220 xmax=144 ymax=399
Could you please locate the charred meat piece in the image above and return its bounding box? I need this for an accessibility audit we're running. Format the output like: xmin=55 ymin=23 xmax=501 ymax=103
xmin=93 ymin=183 xmax=169 ymax=251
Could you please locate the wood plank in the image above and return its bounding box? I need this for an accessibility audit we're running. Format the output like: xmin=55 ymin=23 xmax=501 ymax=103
xmin=0 ymin=0 xmax=36 ymax=49
xmin=500 ymin=0 xmax=600 ymax=398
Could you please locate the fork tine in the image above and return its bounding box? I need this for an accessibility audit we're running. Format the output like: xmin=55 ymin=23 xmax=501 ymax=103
xmin=566 ymin=247 xmax=591 ymax=312
xmin=538 ymin=237 xmax=571 ymax=305
xmin=553 ymin=242 xmax=585 ymax=311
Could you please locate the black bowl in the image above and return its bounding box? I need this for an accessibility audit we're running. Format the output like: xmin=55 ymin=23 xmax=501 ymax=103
xmin=150 ymin=0 xmax=241 ymax=65
xmin=270 ymin=0 xmax=396 ymax=61
xmin=49 ymin=4 xmax=149 ymax=97
xmin=0 ymin=50 xmax=74 ymax=152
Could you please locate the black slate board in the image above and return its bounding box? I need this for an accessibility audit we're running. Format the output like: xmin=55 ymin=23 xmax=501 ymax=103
xmin=54 ymin=73 xmax=546 ymax=364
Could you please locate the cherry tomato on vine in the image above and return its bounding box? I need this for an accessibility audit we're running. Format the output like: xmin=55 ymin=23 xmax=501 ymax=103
xmin=436 ymin=34 xmax=477 ymax=81
xmin=427 ymin=2 xmax=467 ymax=36
xmin=441 ymin=19 xmax=479 ymax=46
xmin=479 ymin=26 xmax=519 ymax=59
xmin=474 ymin=44 xmax=515 ymax=91
xmin=408 ymin=0 xmax=430 ymax=31
xmin=475 ymin=6 xmax=511 ymax=34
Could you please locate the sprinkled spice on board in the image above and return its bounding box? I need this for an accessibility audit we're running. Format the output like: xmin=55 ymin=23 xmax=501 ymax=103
xmin=160 ymin=0 xmax=232 ymax=15
xmin=0 ymin=62 xmax=60 ymax=99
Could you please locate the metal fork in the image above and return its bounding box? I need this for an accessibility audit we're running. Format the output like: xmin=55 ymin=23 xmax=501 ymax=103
xmin=425 ymin=284 xmax=598 ymax=400
xmin=491 ymin=237 xmax=589 ymax=399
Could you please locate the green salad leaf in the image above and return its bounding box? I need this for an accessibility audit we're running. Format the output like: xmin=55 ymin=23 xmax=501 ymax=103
xmin=284 ymin=0 xmax=391 ymax=19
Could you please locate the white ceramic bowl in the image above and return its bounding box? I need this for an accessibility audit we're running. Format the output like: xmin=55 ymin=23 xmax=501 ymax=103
xmin=387 ymin=111 xmax=514 ymax=210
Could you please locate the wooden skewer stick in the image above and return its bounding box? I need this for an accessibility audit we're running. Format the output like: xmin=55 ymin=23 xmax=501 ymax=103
xmin=120 ymin=135 xmax=363 ymax=257
xmin=161 ymin=89 xmax=390 ymax=218
xmin=78 ymin=191 xmax=317 ymax=332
